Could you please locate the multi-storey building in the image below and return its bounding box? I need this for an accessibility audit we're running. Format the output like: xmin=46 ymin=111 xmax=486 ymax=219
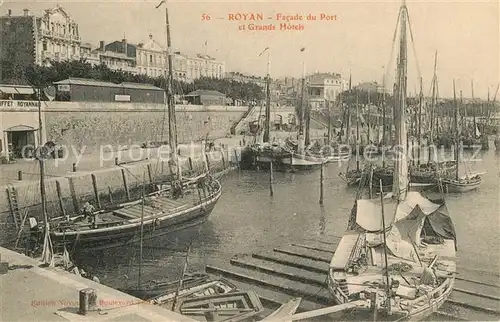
xmin=306 ymin=72 xmax=344 ymax=110
xmin=36 ymin=6 xmax=81 ymax=65
xmin=225 ymin=72 xmax=266 ymax=88
xmin=135 ymin=34 xmax=165 ymax=78
xmin=187 ymin=54 xmax=225 ymax=81
xmin=0 ymin=6 xmax=82 ymax=82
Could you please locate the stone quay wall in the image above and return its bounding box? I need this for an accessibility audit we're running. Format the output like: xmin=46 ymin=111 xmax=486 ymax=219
xmin=42 ymin=102 xmax=247 ymax=153
xmin=0 ymin=147 xmax=240 ymax=244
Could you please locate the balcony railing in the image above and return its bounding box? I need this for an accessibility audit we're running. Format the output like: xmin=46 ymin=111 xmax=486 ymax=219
xmin=40 ymin=29 xmax=80 ymax=42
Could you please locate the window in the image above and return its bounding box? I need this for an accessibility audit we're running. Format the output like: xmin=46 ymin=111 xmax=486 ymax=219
xmin=150 ymin=54 xmax=153 ymax=64
xmin=42 ymin=42 xmax=47 ymax=51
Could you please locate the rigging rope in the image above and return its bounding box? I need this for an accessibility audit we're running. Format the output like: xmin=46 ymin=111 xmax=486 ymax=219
xmin=405 ymin=8 xmax=423 ymax=86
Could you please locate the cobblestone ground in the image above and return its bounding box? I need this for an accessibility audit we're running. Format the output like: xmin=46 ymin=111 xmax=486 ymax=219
xmin=0 ymin=130 xmax=328 ymax=187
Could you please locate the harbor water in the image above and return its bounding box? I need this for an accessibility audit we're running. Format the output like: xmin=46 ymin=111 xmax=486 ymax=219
xmin=77 ymin=145 xmax=500 ymax=296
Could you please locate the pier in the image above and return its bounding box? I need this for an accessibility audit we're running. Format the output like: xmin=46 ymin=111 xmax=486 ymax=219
xmin=0 ymin=246 xmax=196 ymax=321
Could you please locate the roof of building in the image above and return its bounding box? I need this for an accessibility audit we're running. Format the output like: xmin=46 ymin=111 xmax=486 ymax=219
xmin=53 ymin=78 xmax=121 ymax=88
xmin=53 ymin=78 xmax=164 ymax=91
xmin=186 ymin=90 xmax=225 ymax=97
xmin=81 ymin=42 xmax=92 ymax=49
xmin=121 ymin=82 xmax=164 ymax=91
xmin=100 ymin=50 xmax=135 ymax=61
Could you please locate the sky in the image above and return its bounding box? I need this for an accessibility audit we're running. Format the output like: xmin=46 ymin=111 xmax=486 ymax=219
xmin=2 ymin=0 xmax=499 ymax=99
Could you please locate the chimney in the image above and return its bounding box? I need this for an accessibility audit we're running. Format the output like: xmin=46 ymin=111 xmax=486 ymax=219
xmin=149 ymin=33 xmax=153 ymax=40
xmin=122 ymin=38 xmax=127 ymax=56
xmin=7 ymin=9 xmax=11 ymax=16
xmin=99 ymin=41 xmax=105 ymax=52
xmin=23 ymin=9 xmax=29 ymax=16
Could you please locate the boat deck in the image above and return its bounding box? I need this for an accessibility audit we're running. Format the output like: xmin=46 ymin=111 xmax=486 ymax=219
xmin=57 ymin=192 xmax=199 ymax=232
xmin=205 ymin=236 xmax=500 ymax=321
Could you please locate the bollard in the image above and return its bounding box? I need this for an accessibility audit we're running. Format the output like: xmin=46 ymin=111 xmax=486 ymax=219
xmin=121 ymin=169 xmax=130 ymax=201
xmin=17 ymin=171 xmax=22 ymax=181
xmin=55 ymin=180 xmax=67 ymax=217
xmin=79 ymin=288 xmax=97 ymax=315
xmin=72 ymin=163 xmax=77 ymax=172
xmin=91 ymin=174 xmax=101 ymax=209
xmin=269 ymin=162 xmax=274 ymax=197
xmin=319 ymin=163 xmax=324 ymax=204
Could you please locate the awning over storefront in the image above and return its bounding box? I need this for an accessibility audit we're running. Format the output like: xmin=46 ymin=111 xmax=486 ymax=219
xmin=0 ymin=85 xmax=35 ymax=95
xmin=4 ymin=125 xmax=37 ymax=132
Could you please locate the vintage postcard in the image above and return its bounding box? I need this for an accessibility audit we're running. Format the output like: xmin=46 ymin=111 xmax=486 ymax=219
xmin=0 ymin=0 xmax=498 ymax=321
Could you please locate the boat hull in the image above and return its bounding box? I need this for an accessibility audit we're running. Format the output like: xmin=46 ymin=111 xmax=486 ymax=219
xmin=442 ymin=179 xmax=481 ymax=193
xmin=280 ymin=154 xmax=325 ymax=171
xmin=51 ymin=190 xmax=221 ymax=250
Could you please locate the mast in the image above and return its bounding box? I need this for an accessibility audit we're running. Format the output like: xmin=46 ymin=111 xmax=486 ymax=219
xmin=263 ymin=49 xmax=271 ymax=143
xmin=346 ymin=74 xmax=352 ymax=146
xmin=367 ymin=89 xmax=371 ymax=145
xmin=160 ymin=2 xmax=179 ymax=176
xmin=453 ymin=81 xmax=459 ymax=180
xmin=379 ymin=179 xmax=391 ymax=314
xmin=471 ymin=80 xmax=476 ymax=136
xmin=460 ymin=90 xmax=465 ymax=136
xmin=298 ymin=60 xmax=306 ymax=153
xmin=138 ymin=173 xmax=145 ymax=289
xmin=417 ymin=77 xmax=422 ymax=165
xmin=382 ymin=75 xmax=386 ymax=167
xmin=392 ymin=0 xmax=409 ymax=200
xmin=327 ymin=100 xmax=332 ymax=145
xmin=428 ymin=51 xmax=437 ymax=163
xmin=355 ymin=92 xmax=360 ymax=171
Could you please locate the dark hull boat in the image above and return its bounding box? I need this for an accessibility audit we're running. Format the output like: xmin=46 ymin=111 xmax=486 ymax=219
xmin=39 ymin=174 xmax=221 ymax=250
xmin=372 ymin=161 xmax=457 ymax=187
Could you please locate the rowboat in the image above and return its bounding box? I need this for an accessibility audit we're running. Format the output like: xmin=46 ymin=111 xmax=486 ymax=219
xmin=35 ymin=173 xmax=221 ymax=250
xmin=178 ymin=291 xmax=265 ymax=321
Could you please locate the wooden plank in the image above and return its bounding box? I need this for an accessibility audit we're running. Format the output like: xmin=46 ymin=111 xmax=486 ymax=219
xmin=252 ymin=251 xmax=329 ymax=275
xmin=273 ymin=245 xmax=332 ymax=263
xmin=440 ymin=301 xmax=499 ymax=321
xmin=455 ymin=278 xmax=500 ymax=301
xmin=291 ymin=241 xmax=336 ymax=254
xmin=230 ymin=255 xmax=327 ymax=287
xmin=449 ymin=291 xmax=500 ymax=316
xmin=205 ymin=264 xmax=332 ymax=305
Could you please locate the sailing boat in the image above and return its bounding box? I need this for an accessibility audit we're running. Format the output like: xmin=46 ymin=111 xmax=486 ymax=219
xmin=441 ymin=81 xmax=483 ymax=193
xmin=245 ymin=48 xmax=291 ymax=170
xmin=372 ymin=51 xmax=456 ymax=189
xmin=327 ymin=1 xmax=457 ymax=320
xmin=279 ymin=52 xmax=327 ymax=171
xmin=32 ymin=3 xmax=222 ymax=250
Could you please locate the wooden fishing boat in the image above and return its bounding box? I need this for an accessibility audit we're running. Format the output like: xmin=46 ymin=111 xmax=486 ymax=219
xmin=36 ymin=173 xmax=222 ymax=249
xmin=328 ymin=193 xmax=457 ymax=320
xmin=327 ymin=2 xmax=458 ymax=320
xmin=177 ymin=291 xmax=265 ymax=321
xmin=119 ymin=272 xmax=222 ymax=300
xmin=441 ymin=173 xmax=483 ymax=193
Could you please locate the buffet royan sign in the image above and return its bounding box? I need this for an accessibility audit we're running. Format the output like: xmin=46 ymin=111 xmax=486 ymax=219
xmin=0 ymin=100 xmax=41 ymax=108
